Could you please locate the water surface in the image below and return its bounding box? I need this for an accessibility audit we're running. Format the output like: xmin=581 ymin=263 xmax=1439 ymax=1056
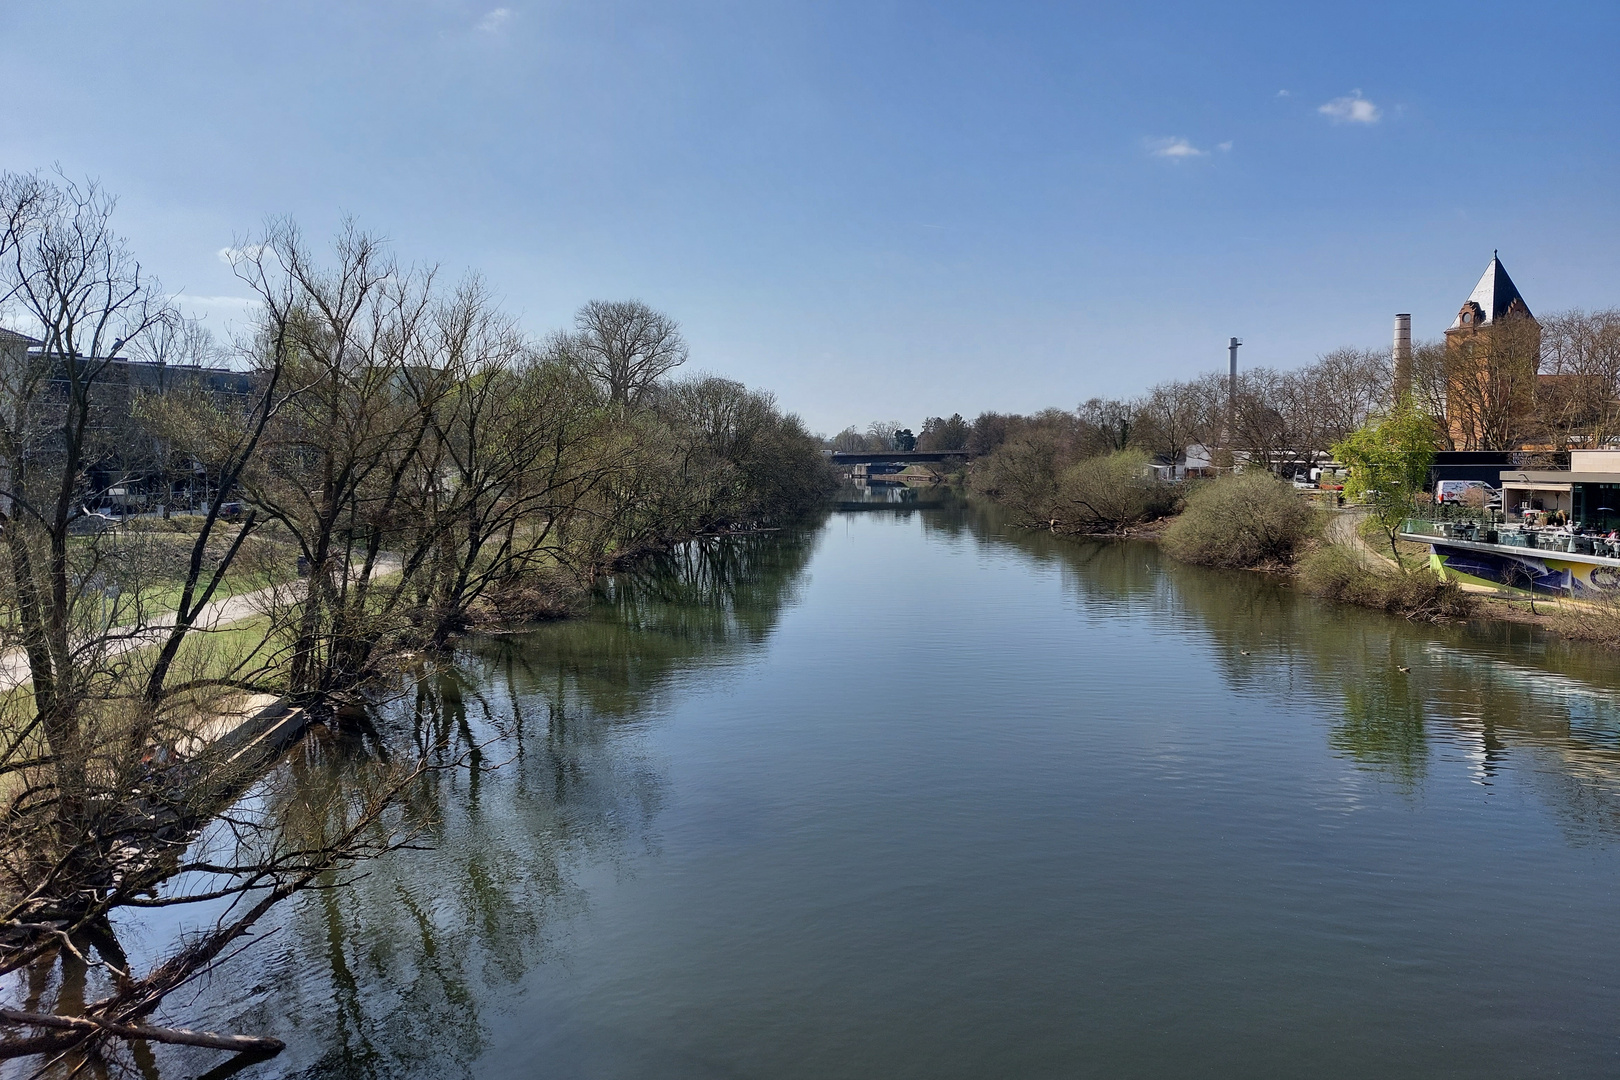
xmin=139 ymin=506 xmax=1620 ymax=1077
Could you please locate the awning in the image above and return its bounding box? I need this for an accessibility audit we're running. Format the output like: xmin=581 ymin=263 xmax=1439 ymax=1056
xmin=1501 ymin=470 xmax=1620 ymax=484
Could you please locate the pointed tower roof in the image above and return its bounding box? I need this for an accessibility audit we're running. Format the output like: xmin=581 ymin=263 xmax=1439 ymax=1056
xmin=1449 ymin=252 xmax=1532 ymax=329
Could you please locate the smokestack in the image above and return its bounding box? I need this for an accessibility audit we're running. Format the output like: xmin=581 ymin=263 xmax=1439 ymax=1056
xmin=1226 ymin=337 xmax=1241 ymax=449
xmin=1392 ymin=314 xmax=1412 ymax=398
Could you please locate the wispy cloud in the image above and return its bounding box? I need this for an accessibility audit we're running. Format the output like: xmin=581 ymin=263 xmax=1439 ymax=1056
xmin=1276 ymin=89 xmax=1291 ymax=98
xmin=475 ymin=7 xmax=513 ymax=32
xmin=173 ymin=294 xmax=261 ymax=312
xmin=1216 ymin=141 xmax=1233 ymax=152
xmin=1148 ymin=136 xmax=1206 ymax=160
xmin=1318 ymin=90 xmax=1381 ymax=124
xmin=170 ymin=294 xmax=262 ymax=336
xmin=216 ymin=244 xmax=265 ymax=265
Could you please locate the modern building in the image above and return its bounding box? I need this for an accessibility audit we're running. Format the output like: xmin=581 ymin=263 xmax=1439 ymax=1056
xmin=0 ymin=329 xmax=256 ymax=513
xmin=1400 ymin=450 xmax=1620 ymax=596
xmin=1500 ymin=450 xmax=1620 ymax=533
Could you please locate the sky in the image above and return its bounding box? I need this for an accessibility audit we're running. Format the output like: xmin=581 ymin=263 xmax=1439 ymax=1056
xmin=3 ymin=0 xmax=1618 ymax=435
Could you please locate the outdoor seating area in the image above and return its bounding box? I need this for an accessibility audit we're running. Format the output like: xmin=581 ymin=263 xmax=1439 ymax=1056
xmin=1403 ymin=518 xmax=1620 ymax=561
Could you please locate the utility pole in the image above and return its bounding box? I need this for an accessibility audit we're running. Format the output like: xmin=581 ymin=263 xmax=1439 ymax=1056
xmin=1226 ymin=337 xmax=1241 ymax=455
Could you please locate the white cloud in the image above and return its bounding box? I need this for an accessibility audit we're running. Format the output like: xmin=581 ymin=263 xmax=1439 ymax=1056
xmin=475 ymin=7 xmax=512 ymax=32
xmin=1148 ymin=136 xmax=1206 ymax=160
xmin=172 ymin=294 xmax=261 ymax=313
xmin=1318 ymin=90 xmax=1381 ymax=124
xmin=216 ymin=244 xmax=265 ymax=265
xmin=1216 ymin=141 xmax=1234 ymax=152
xmin=169 ymin=294 xmax=263 ymax=337
xmin=1276 ymin=89 xmax=1291 ymax=98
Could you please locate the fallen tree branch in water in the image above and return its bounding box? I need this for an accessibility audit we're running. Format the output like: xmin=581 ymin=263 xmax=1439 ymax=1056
xmin=0 ymin=1007 xmax=284 ymax=1056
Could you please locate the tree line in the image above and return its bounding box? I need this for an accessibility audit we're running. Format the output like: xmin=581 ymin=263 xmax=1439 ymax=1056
xmin=0 ymin=170 xmax=833 ymax=1067
xmin=840 ymin=307 xmax=1620 ymax=489
xmin=1407 ymin=312 xmax=1620 ymax=451
xmin=837 ymin=346 xmax=1392 ymax=468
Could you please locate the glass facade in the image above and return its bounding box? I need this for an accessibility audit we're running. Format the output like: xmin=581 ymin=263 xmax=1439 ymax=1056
xmin=1573 ymin=483 xmax=1620 ymax=532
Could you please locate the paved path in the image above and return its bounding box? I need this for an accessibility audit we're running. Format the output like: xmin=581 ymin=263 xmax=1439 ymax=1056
xmin=0 ymin=557 xmax=399 ymax=692
xmin=0 ymin=582 xmax=286 ymax=692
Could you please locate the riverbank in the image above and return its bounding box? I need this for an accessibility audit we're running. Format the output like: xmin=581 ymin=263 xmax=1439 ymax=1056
xmin=1013 ymin=499 xmax=1620 ymax=649
xmin=102 ymin=501 xmax=1620 ymax=1079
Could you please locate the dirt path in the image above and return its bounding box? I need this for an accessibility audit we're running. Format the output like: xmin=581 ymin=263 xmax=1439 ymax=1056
xmin=1325 ymin=508 xmax=1400 ymax=571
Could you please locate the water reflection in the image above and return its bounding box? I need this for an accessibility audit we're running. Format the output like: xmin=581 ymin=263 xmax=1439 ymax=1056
xmin=141 ymin=529 xmax=824 ymax=1079
xmin=836 ymin=482 xmax=968 ymax=513
xmin=977 ymin=513 xmax=1620 ymax=831
xmin=98 ymin=507 xmax=1620 ymax=1079
xmin=473 ymin=527 xmax=825 ymax=720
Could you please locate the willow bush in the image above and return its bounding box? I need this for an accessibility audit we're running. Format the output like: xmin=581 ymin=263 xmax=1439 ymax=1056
xmin=1051 ymin=450 xmax=1177 ymax=533
xmin=1163 ymin=471 xmax=1320 ymax=569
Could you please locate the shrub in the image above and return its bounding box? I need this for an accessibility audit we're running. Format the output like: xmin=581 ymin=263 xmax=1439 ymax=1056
xmin=970 ymin=429 xmax=1070 ymax=524
xmin=1051 ymin=450 xmax=1177 ymax=533
xmin=1553 ymin=592 xmax=1620 ymax=647
xmin=1298 ymin=543 xmax=1475 ymax=620
xmin=482 ymin=567 xmax=589 ymax=625
xmin=1163 ymin=471 xmax=1320 ymax=568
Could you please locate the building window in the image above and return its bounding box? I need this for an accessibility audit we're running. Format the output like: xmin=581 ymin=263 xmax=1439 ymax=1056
xmin=1578 ymin=484 xmax=1620 ymax=532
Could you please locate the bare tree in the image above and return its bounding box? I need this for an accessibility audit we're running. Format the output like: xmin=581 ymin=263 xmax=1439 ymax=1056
xmin=1077 ymin=397 xmax=1136 ymax=455
xmin=1537 ymin=308 xmax=1620 ymax=448
xmin=234 ymin=220 xmax=445 ymax=696
xmin=831 ymin=426 xmax=869 ymax=453
xmin=864 ymin=419 xmax=906 ymax=450
xmin=400 ymin=286 xmax=618 ymax=646
xmin=1441 ymin=314 xmax=1541 ymax=450
xmin=558 ymin=299 xmax=688 ymax=412
xmin=1230 ymin=368 xmax=1298 ymax=470
xmin=1309 ymin=346 xmax=1391 ymax=443
xmin=0 ymin=170 xmax=170 ymax=817
xmin=1135 ymin=380 xmax=1212 ymax=469
xmin=1409 ymin=340 xmax=1454 ymax=449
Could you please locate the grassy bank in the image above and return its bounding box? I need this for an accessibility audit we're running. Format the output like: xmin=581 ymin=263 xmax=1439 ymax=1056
xmin=972 ymin=466 xmax=1620 ymax=641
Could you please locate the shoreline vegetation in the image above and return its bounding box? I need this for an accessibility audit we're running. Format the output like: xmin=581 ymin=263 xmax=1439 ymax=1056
xmin=975 ymin=472 xmax=1617 ymax=644
xmin=848 ymin=386 xmax=1620 ymax=650
xmin=0 ymin=171 xmax=835 ymax=1069
xmin=958 ymin=451 xmax=1614 ymax=647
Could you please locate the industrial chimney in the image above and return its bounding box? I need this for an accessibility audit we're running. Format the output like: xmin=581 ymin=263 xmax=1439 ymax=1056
xmin=1392 ymin=314 xmax=1412 ymax=398
xmin=1226 ymin=337 xmax=1241 ymax=449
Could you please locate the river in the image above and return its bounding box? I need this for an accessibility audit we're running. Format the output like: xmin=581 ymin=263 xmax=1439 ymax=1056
xmin=113 ymin=504 xmax=1620 ymax=1077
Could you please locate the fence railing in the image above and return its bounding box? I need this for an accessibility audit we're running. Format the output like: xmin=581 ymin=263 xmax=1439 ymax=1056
xmin=1402 ymin=518 xmax=1620 ymax=560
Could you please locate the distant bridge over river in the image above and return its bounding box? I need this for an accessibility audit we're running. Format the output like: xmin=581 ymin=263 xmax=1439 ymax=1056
xmin=829 ymin=450 xmax=971 ymax=465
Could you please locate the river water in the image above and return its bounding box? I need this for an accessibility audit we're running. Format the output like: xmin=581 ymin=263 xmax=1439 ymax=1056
xmin=129 ymin=505 xmax=1620 ymax=1078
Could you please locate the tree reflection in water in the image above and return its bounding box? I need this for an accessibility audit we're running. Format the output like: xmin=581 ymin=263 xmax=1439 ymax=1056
xmin=95 ymin=510 xmax=1620 ymax=1078
xmin=135 ymin=528 xmax=823 ymax=1080
xmin=976 ymin=508 xmax=1620 ymax=831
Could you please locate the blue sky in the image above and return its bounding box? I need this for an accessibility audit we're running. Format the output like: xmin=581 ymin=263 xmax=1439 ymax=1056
xmin=3 ymin=0 xmax=1617 ymax=434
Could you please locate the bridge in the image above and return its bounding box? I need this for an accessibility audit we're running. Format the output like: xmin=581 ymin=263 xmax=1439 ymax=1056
xmin=829 ymin=450 xmax=970 ymax=465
